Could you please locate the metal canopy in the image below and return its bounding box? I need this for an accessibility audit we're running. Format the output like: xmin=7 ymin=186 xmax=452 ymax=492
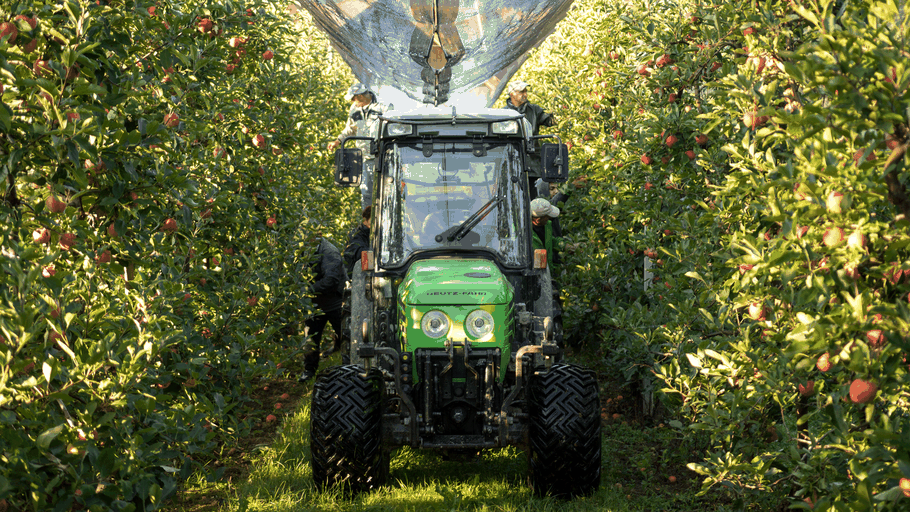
xmin=297 ymin=0 xmax=574 ymax=107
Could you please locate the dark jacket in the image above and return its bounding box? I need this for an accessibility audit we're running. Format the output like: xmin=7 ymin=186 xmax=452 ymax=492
xmin=310 ymin=238 xmax=346 ymax=313
xmin=507 ymin=99 xmax=555 ymax=177
xmin=506 ymin=99 xmax=555 ymax=136
xmin=342 ymin=223 xmax=370 ymax=275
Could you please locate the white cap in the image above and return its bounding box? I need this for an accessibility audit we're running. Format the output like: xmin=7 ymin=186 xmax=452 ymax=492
xmin=507 ymin=80 xmax=529 ymax=94
xmin=530 ymin=198 xmax=559 ymax=218
xmin=344 ymin=82 xmax=371 ymax=102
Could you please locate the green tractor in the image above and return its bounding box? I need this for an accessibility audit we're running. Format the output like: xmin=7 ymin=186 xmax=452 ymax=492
xmin=310 ymin=105 xmax=601 ymax=498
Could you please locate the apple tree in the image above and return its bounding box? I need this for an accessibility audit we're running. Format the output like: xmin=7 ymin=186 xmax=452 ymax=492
xmin=0 ymin=0 xmax=352 ymax=509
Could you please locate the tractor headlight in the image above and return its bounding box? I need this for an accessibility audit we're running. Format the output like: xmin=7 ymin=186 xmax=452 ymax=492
xmin=491 ymin=120 xmax=519 ymax=135
xmin=465 ymin=309 xmax=495 ymax=339
xmin=421 ymin=310 xmax=450 ymax=339
xmin=387 ymin=123 xmax=412 ymax=136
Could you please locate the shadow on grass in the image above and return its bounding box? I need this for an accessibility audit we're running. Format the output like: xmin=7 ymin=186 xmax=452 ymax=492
xmin=228 ymin=384 xmax=624 ymax=512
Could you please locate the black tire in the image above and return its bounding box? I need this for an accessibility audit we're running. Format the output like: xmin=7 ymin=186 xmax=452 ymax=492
xmin=310 ymin=365 xmax=387 ymax=493
xmin=527 ymin=363 xmax=601 ymax=498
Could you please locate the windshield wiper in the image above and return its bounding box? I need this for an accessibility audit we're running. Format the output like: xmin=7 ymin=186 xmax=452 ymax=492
xmin=442 ymin=195 xmax=502 ymax=242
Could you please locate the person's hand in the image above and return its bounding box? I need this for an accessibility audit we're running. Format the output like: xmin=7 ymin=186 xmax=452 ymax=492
xmin=327 ymin=139 xmax=341 ymax=151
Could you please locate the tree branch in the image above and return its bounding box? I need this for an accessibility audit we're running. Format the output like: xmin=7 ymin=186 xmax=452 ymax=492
xmin=884 ymin=124 xmax=909 ymax=218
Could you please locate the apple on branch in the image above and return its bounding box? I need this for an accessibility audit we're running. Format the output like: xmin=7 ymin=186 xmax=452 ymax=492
xmin=823 ymin=227 xmax=845 ymax=247
xmin=826 ymin=191 xmax=846 ymax=213
xmin=46 ymin=194 xmax=67 ymax=213
xmin=0 ymin=22 xmax=18 ymax=44
xmin=197 ymin=18 xmax=213 ymax=34
xmin=33 ymin=228 xmax=51 ymax=245
xmin=849 ymin=378 xmax=877 ymax=404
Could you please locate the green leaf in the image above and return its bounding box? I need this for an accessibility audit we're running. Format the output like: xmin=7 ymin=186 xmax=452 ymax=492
xmin=37 ymin=424 xmax=65 ymax=451
xmin=0 ymin=105 xmax=10 ymax=133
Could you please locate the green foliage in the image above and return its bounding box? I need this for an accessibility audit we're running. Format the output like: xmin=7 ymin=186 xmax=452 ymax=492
xmin=519 ymin=0 xmax=910 ymax=507
xmin=0 ymin=0 xmax=352 ymax=509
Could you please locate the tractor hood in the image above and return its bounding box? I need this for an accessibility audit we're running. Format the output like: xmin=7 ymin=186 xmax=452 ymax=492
xmin=399 ymin=259 xmax=513 ymax=305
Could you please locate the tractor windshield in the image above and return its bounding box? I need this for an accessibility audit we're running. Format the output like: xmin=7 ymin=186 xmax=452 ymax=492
xmin=378 ymin=141 xmax=528 ymax=268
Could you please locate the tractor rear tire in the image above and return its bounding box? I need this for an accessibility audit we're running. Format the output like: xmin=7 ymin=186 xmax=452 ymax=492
xmin=310 ymin=365 xmax=387 ymax=494
xmin=527 ymin=363 xmax=601 ymax=498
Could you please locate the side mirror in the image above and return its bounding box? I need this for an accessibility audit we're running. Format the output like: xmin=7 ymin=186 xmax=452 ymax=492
xmin=540 ymin=143 xmax=569 ymax=183
xmin=334 ymin=147 xmax=363 ymax=187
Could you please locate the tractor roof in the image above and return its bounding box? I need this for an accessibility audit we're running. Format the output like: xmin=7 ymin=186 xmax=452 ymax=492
xmin=383 ymin=105 xmax=523 ymax=124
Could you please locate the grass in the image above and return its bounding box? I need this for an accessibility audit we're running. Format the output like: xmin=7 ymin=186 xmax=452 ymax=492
xmin=165 ymin=347 xmax=788 ymax=512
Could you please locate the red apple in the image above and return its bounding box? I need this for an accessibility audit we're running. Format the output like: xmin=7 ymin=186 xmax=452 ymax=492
xmin=844 ymin=264 xmax=861 ymax=280
xmin=225 ymin=63 xmax=236 ymax=74
xmin=667 ymin=93 xmax=677 ymax=103
xmin=95 ymin=250 xmax=111 ymax=264
xmin=641 ymin=154 xmax=653 ymax=165
xmin=265 ymin=414 xmax=277 ymax=422
xmin=847 ymin=230 xmax=866 ymax=249
xmin=147 ymin=6 xmax=156 ymax=15
xmin=636 ymin=64 xmax=650 ymax=76
xmin=685 ymin=150 xmax=696 ymax=160
xmin=823 ymin=227 xmax=844 ymax=247
xmin=743 ymin=111 xmax=768 ymax=129
xmin=0 ymin=22 xmax=18 ymax=44
xmin=163 ymin=113 xmax=179 ymax=128
xmin=613 ymin=130 xmax=623 ymax=139
xmin=42 ymin=265 xmax=56 ymax=278
xmin=59 ymin=233 xmax=76 ymax=250
xmin=197 ymin=18 xmax=213 ymax=33
xmin=743 ymin=27 xmax=757 ymax=36
xmin=900 ymin=478 xmax=910 ymax=498
xmin=665 ymin=134 xmax=678 ymax=147
xmin=83 ymin=158 xmax=105 ymax=172
xmin=19 ymin=38 xmax=37 ymax=54
xmin=46 ymin=195 xmax=66 ymax=213
xmin=853 ymin=149 xmax=876 ymax=165
xmin=15 ymin=15 xmax=37 ymax=30
xmin=849 ymin=379 xmax=877 ymax=404
xmin=252 ymin=134 xmax=266 ymax=148
xmin=33 ymin=228 xmax=50 ymax=245
xmin=213 ymin=147 xmax=225 ymax=159
xmin=798 ymin=381 xmax=815 ymax=396
xmin=33 ymin=59 xmax=51 ymax=78
xmin=826 ymin=191 xmax=845 ymax=213
xmin=655 ymin=54 xmax=673 ymax=67
xmin=748 ymin=302 xmax=768 ymax=321
xmin=695 ymin=134 xmax=708 ymax=146
xmin=266 ymin=216 xmax=277 ymax=228
xmin=816 ymin=352 xmax=832 ymax=372
xmin=262 ymin=50 xmax=274 ymax=60
xmin=866 ymin=329 xmax=884 ymax=347
xmin=161 ymin=218 xmax=177 ymax=233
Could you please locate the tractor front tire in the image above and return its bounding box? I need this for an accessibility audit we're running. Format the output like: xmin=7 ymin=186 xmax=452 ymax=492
xmin=527 ymin=363 xmax=601 ymax=498
xmin=310 ymin=365 xmax=387 ymax=494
